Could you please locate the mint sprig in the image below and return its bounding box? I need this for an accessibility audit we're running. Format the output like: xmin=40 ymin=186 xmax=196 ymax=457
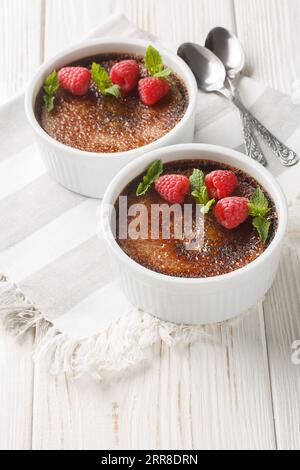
xmin=252 ymin=216 xmax=271 ymax=243
xmin=44 ymin=71 xmax=60 ymax=95
xmin=202 ymin=198 xmax=216 ymax=215
xmin=104 ymin=84 xmax=121 ymax=98
xmin=43 ymin=94 xmax=56 ymax=112
xmin=249 ymin=188 xmax=271 ymax=243
xmin=91 ymin=62 xmax=121 ymax=98
xmin=144 ymin=45 xmax=172 ymax=78
xmin=136 ymin=160 xmax=163 ymax=196
xmin=153 ymin=67 xmax=172 ymax=78
xmin=43 ymin=71 xmax=60 ymax=112
xmin=249 ymin=188 xmax=270 ymax=218
xmin=190 ymin=169 xmax=215 ymax=214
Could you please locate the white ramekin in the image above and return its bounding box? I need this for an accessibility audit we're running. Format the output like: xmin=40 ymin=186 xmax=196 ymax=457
xmin=101 ymin=144 xmax=287 ymax=325
xmin=25 ymin=38 xmax=198 ymax=199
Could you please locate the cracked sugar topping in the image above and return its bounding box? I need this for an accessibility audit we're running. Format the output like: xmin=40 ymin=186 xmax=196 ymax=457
xmin=36 ymin=53 xmax=189 ymax=153
xmin=116 ymin=160 xmax=278 ymax=278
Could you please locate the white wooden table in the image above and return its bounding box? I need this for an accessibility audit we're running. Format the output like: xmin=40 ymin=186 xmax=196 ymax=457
xmin=0 ymin=0 xmax=300 ymax=450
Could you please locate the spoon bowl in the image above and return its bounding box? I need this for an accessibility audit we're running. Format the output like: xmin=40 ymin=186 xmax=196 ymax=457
xmin=205 ymin=27 xmax=245 ymax=79
xmin=177 ymin=42 xmax=226 ymax=92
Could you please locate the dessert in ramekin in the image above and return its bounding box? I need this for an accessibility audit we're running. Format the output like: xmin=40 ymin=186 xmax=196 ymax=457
xmin=101 ymin=144 xmax=287 ymax=325
xmin=25 ymin=39 xmax=198 ymax=198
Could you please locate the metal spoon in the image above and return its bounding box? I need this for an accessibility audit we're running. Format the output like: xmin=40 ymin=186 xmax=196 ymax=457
xmin=177 ymin=42 xmax=298 ymax=167
xmin=205 ymin=27 xmax=267 ymax=166
xmin=205 ymin=26 xmax=245 ymax=79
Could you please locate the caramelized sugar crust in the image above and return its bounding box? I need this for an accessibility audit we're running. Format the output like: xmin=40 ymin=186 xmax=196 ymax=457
xmin=116 ymin=160 xmax=278 ymax=278
xmin=37 ymin=53 xmax=188 ymax=153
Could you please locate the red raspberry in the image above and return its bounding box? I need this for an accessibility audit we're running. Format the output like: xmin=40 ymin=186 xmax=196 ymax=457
xmin=214 ymin=197 xmax=249 ymax=229
xmin=138 ymin=77 xmax=170 ymax=105
xmin=110 ymin=60 xmax=140 ymax=93
xmin=155 ymin=175 xmax=190 ymax=204
xmin=205 ymin=170 xmax=238 ymax=200
xmin=58 ymin=67 xmax=91 ymax=96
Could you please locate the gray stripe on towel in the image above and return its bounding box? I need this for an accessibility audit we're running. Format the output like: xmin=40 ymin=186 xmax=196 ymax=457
xmin=0 ymin=101 xmax=34 ymax=162
xmin=249 ymin=88 xmax=300 ymax=141
xmin=19 ymin=236 xmax=113 ymax=319
xmin=0 ymin=174 xmax=84 ymax=252
xmin=194 ymin=92 xmax=232 ymax=131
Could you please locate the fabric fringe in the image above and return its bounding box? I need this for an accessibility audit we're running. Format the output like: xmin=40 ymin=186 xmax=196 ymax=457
xmin=0 ymin=274 xmax=50 ymax=338
xmin=0 ymin=273 xmax=210 ymax=380
xmin=0 ymin=272 xmax=252 ymax=380
xmin=33 ymin=310 xmax=211 ymax=380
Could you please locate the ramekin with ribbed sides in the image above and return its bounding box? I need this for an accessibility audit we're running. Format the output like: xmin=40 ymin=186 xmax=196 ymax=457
xmin=24 ymin=38 xmax=198 ymax=199
xmin=100 ymin=144 xmax=287 ymax=325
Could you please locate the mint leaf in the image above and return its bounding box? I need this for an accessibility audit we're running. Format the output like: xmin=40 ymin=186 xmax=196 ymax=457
xmin=144 ymin=45 xmax=172 ymax=79
xmin=43 ymin=94 xmax=56 ymax=112
xmin=43 ymin=71 xmax=60 ymax=112
xmin=104 ymin=84 xmax=121 ymax=98
xmin=136 ymin=160 xmax=163 ymax=196
xmin=192 ymin=188 xmax=211 ymax=206
xmin=249 ymin=189 xmax=271 ymax=242
xmin=253 ymin=216 xmax=271 ymax=243
xmin=201 ymin=198 xmax=216 ymax=215
xmin=249 ymin=188 xmax=270 ymax=218
xmin=91 ymin=62 xmax=120 ymax=98
xmin=91 ymin=62 xmax=111 ymax=92
xmin=190 ymin=169 xmax=205 ymax=193
xmin=144 ymin=45 xmax=164 ymax=76
xmin=154 ymin=67 xmax=172 ymax=78
xmin=43 ymin=71 xmax=59 ymax=95
xmin=201 ymin=186 xmax=210 ymax=203
xmin=190 ymin=169 xmax=215 ymax=213
xmin=146 ymin=160 xmax=163 ymax=182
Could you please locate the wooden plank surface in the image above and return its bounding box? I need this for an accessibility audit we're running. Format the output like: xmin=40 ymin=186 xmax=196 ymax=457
xmin=234 ymin=0 xmax=300 ymax=94
xmin=263 ymin=244 xmax=300 ymax=450
xmin=32 ymin=313 xmax=276 ymax=450
xmin=0 ymin=0 xmax=43 ymax=450
xmin=0 ymin=0 xmax=300 ymax=450
xmin=0 ymin=0 xmax=44 ymax=103
xmin=43 ymin=0 xmax=235 ymax=58
xmin=0 ymin=325 xmax=34 ymax=450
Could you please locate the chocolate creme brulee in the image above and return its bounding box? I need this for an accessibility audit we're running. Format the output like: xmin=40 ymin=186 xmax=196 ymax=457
xmin=36 ymin=53 xmax=189 ymax=153
xmin=115 ymin=160 xmax=278 ymax=278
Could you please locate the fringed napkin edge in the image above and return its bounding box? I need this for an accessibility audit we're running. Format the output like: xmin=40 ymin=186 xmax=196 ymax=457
xmin=1 ymin=198 xmax=300 ymax=380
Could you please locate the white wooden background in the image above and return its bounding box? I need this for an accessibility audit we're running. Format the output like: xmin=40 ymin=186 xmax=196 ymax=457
xmin=0 ymin=0 xmax=300 ymax=450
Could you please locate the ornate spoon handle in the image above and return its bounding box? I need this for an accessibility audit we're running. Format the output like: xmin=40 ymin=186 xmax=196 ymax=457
xmin=232 ymin=96 xmax=299 ymax=167
xmin=219 ymin=86 xmax=298 ymax=167
xmin=227 ymin=79 xmax=267 ymax=166
xmin=241 ymin=112 xmax=267 ymax=166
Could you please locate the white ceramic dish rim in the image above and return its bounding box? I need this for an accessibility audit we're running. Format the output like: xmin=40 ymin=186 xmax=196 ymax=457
xmin=24 ymin=37 xmax=198 ymax=160
xmin=101 ymin=143 xmax=288 ymax=285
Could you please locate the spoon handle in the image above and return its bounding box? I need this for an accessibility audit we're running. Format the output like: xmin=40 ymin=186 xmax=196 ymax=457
xmin=228 ymin=81 xmax=267 ymax=166
xmin=241 ymin=113 xmax=267 ymax=166
xmin=232 ymin=96 xmax=299 ymax=167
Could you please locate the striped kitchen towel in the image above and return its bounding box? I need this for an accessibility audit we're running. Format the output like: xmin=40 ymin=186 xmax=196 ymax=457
xmin=0 ymin=13 xmax=299 ymax=380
